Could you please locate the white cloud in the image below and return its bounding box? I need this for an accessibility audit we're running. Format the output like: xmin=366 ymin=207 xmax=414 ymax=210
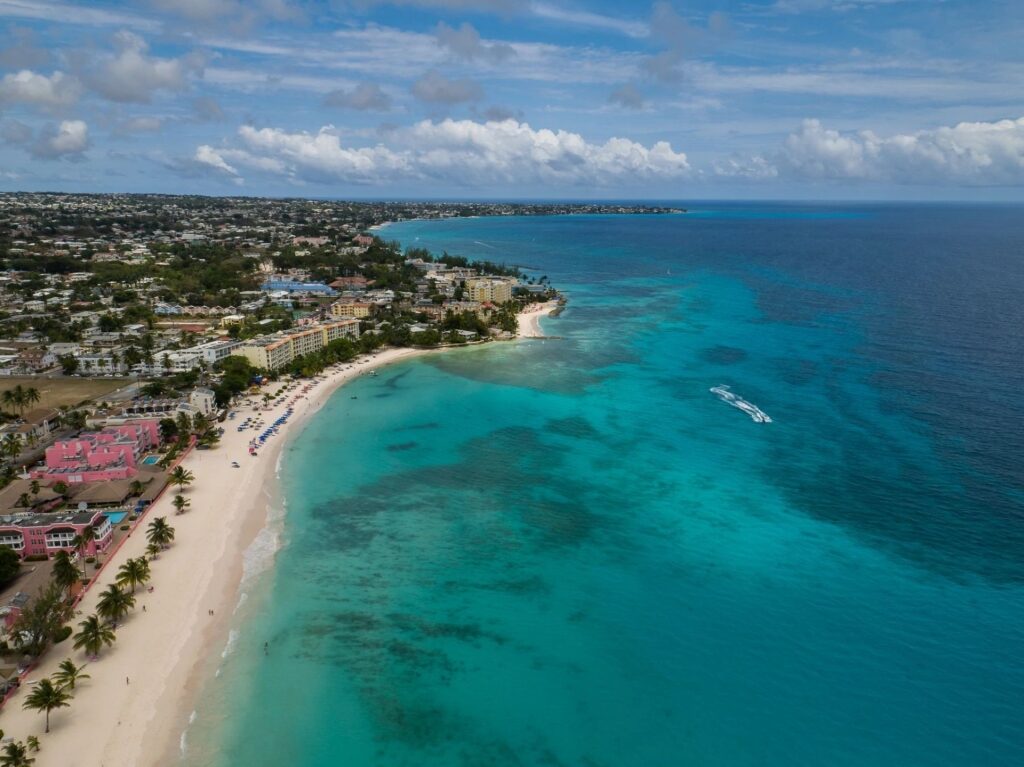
xmin=84 ymin=31 xmax=205 ymax=103
xmin=194 ymin=144 xmax=238 ymax=175
xmin=31 ymin=119 xmax=89 ymax=159
xmin=0 ymin=0 xmax=160 ymax=31
xmin=719 ymin=117 xmax=1024 ymax=186
xmin=0 ymin=70 xmax=79 ymax=108
xmin=529 ymin=2 xmax=648 ymax=38
xmin=197 ymin=118 xmax=690 ymax=187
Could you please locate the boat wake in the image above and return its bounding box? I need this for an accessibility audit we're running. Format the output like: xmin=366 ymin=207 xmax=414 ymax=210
xmin=710 ymin=385 xmax=772 ymax=423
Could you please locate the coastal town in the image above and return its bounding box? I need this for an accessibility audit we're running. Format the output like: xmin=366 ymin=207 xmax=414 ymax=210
xmin=0 ymin=192 xmax=641 ymax=762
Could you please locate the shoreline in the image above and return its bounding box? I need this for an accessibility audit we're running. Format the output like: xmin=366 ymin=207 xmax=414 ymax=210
xmin=0 ymin=346 xmax=436 ymax=767
xmin=517 ymin=300 xmax=558 ymax=338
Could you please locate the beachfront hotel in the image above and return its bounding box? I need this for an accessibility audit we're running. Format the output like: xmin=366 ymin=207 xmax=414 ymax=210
xmin=464 ymin=278 xmax=513 ymax=304
xmin=0 ymin=510 xmax=113 ymax=559
xmin=231 ymin=319 xmax=360 ymax=371
xmin=31 ymin=420 xmax=161 ymax=484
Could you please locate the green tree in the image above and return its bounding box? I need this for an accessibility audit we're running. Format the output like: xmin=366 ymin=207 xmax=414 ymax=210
xmin=0 ymin=546 xmax=20 ymax=589
xmin=58 ymin=354 xmax=79 ymax=376
xmin=21 ymin=677 xmax=72 ymax=733
xmin=72 ymin=614 xmax=116 ymax=658
xmin=52 ymin=659 xmax=90 ymax=691
xmin=0 ymin=739 xmax=35 ymax=766
xmin=172 ymin=494 xmax=190 ymax=514
xmin=1 ymin=433 xmax=21 ymax=462
xmin=96 ymin=585 xmax=135 ymax=623
xmin=168 ymin=466 xmax=194 ymax=491
xmin=146 ymin=517 xmax=175 ymax=548
xmin=115 ymin=557 xmax=150 ymax=593
xmin=10 ymin=583 xmax=73 ymax=656
xmin=50 ymin=551 xmax=81 ymax=592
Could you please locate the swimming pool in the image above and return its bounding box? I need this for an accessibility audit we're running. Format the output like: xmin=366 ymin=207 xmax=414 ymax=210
xmin=141 ymin=455 xmax=160 ymax=465
xmin=105 ymin=511 xmax=128 ymax=524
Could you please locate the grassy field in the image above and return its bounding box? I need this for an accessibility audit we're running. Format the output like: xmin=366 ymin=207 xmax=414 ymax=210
xmin=0 ymin=377 xmax=129 ymax=410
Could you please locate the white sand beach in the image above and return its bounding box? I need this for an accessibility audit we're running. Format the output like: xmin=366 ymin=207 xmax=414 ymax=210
xmin=0 ymin=346 xmax=430 ymax=767
xmin=517 ymin=301 xmax=558 ymax=338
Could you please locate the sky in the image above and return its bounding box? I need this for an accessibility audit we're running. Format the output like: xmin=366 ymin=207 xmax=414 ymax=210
xmin=0 ymin=0 xmax=1022 ymax=200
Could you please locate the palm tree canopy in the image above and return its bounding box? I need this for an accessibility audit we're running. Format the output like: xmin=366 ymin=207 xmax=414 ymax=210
xmin=72 ymin=614 xmax=116 ymax=656
xmin=50 ymin=551 xmax=81 ymax=590
xmin=146 ymin=517 xmax=175 ymax=547
xmin=96 ymin=584 xmax=135 ymax=622
xmin=22 ymin=677 xmax=72 ymax=734
xmin=53 ymin=659 xmax=90 ymax=691
xmin=0 ymin=739 xmax=35 ymax=766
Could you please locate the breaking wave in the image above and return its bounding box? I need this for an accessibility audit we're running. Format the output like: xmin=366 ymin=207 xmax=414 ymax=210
xmin=710 ymin=385 xmax=772 ymax=423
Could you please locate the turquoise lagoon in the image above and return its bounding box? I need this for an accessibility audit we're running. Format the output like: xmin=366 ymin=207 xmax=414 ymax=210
xmin=182 ymin=205 xmax=1024 ymax=766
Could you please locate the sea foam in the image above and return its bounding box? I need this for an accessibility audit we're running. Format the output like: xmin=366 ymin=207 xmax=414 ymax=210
xmin=710 ymin=385 xmax=773 ymax=423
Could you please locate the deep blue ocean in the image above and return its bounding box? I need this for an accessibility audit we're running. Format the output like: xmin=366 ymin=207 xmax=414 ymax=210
xmin=183 ymin=203 xmax=1024 ymax=766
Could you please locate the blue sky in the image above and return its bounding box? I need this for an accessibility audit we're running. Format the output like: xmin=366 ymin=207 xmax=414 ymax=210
xmin=0 ymin=0 xmax=1022 ymax=199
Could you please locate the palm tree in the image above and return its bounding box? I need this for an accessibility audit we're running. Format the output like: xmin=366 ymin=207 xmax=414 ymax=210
xmin=53 ymin=481 xmax=68 ymax=495
xmin=175 ymin=412 xmax=192 ymax=437
xmin=25 ymin=434 xmax=39 ymax=451
xmin=171 ymin=494 xmax=190 ymax=515
xmin=129 ymin=479 xmax=145 ymax=497
xmin=52 ymin=659 xmax=90 ymax=691
xmin=146 ymin=517 xmax=175 ymax=548
xmin=29 ymin=479 xmax=39 ymax=495
xmin=70 ymin=525 xmax=95 ymax=558
xmin=96 ymin=584 xmax=135 ymax=623
xmin=168 ymin=466 xmax=194 ymax=491
xmin=24 ymin=387 xmax=40 ymax=410
xmin=115 ymin=557 xmax=150 ymax=593
xmin=0 ymin=739 xmax=34 ymax=766
xmin=16 ymin=493 xmax=30 ymax=508
xmin=50 ymin=551 xmax=81 ymax=592
xmin=1 ymin=434 xmax=21 ymax=462
xmin=72 ymin=614 xmax=115 ymax=658
xmin=25 ymin=736 xmax=39 ymax=754
xmin=21 ymin=677 xmax=72 ymax=733
xmin=145 ymin=542 xmax=162 ymax=560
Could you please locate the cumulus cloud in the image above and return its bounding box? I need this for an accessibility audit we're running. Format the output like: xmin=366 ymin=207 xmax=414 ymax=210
xmin=608 ymin=84 xmax=645 ymax=109
xmin=435 ymin=22 xmax=514 ymax=63
xmin=194 ymin=144 xmax=239 ymax=175
xmin=0 ymin=70 xmax=79 ymax=109
xmin=719 ymin=117 xmax=1024 ymax=186
xmin=30 ymin=119 xmax=89 ymax=159
xmin=0 ymin=119 xmax=34 ymax=145
xmin=83 ymin=31 xmax=204 ymax=103
xmin=324 ymin=82 xmax=392 ymax=111
xmin=411 ymin=70 xmax=483 ymax=105
xmin=191 ymin=118 xmax=690 ymax=187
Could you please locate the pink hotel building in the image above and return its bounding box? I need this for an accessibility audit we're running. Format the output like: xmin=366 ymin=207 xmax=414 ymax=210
xmin=32 ymin=420 xmax=161 ymax=484
xmin=0 ymin=510 xmax=113 ymax=559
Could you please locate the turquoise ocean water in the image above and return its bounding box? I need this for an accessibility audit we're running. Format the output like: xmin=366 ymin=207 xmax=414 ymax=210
xmin=182 ymin=204 xmax=1024 ymax=766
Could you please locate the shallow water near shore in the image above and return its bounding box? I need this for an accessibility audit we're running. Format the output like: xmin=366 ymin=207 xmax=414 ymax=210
xmin=182 ymin=204 xmax=1024 ymax=766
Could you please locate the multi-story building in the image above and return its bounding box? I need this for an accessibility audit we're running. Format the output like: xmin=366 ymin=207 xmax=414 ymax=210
xmin=329 ymin=301 xmax=375 ymax=319
xmin=464 ymin=278 xmax=512 ymax=304
xmin=32 ymin=420 xmax=161 ymax=483
xmin=0 ymin=510 xmax=114 ymax=559
xmin=231 ymin=320 xmax=360 ymax=371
